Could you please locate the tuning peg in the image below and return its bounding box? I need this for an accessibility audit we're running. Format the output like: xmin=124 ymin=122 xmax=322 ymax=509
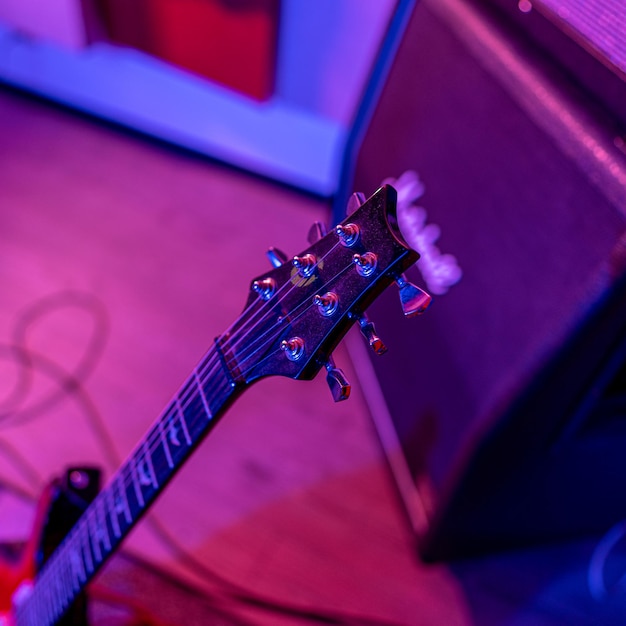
xmin=266 ymin=246 xmax=288 ymax=268
xmin=307 ymin=221 xmax=328 ymax=244
xmin=325 ymin=356 xmax=351 ymax=402
xmin=396 ymin=274 xmax=432 ymax=317
xmin=346 ymin=192 xmax=366 ymax=215
xmin=357 ymin=314 xmax=387 ymax=355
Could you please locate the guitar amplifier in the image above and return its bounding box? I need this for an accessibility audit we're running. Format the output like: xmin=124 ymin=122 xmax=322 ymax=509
xmin=349 ymin=0 xmax=626 ymax=559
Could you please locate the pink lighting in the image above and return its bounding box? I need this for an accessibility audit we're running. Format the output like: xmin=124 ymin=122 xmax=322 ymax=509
xmin=0 ymin=0 xmax=87 ymax=50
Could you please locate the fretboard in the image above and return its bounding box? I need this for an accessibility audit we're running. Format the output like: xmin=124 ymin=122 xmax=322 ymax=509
xmin=14 ymin=340 xmax=240 ymax=626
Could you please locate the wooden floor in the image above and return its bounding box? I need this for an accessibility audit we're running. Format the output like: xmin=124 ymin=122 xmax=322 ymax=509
xmin=2 ymin=86 xmax=626 ymax=626
xmin=0 ymin=86 xmax=469 ymax=625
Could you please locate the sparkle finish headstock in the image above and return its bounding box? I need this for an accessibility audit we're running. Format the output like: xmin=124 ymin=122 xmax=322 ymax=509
xmin=220 ymin=185 xmax=427 ymax=389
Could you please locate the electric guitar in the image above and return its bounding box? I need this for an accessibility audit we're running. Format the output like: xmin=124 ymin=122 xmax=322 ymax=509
xmin=0 ymin=185 xmax=430 ymax=626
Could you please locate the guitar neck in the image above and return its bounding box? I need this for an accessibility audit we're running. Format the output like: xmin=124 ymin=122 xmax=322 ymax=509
xmin=14 ymin=340 xmax=240 ymax=626
xmin=10 ymin=184 xmax=425 ymax=626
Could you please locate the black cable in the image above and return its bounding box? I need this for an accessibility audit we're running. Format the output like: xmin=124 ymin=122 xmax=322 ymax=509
xmin=146 ymin=514 xmax=411 ymax=626
xmin=0 ymin=291 xmax=412 ymax=626
xmin=0 ymin=342 xmax=120 ymax=475
xmin=0 ymin=290 xmax=110 ymax=428
xmin=0 ymin=435 xmax=44 ymax=493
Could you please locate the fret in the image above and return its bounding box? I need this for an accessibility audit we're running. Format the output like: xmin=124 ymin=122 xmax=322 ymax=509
xmin=44 ymin=587 xmax=50 ymax=624
xmin=20 ymin=602 xmax=31 ymax=626
xmin=180 ymin=395 xmax=200 ymax=440
xmin=141 ymin=441 xmax=158 ymax=489
xmin=47 ymin=589 xmax=53 ymax=625
xmin=102 ymin=497 xmax=113 ymax=550
xmin=95 ymin=497 xmax=112 ymax=552
xmin=59 ymin=562 xmax=68 ymax=607
xmin=81 ymin=525 xmax=94 ymax=574
xmin=178 ymin=377 xmax=196 ymax=409
xmin=41 ymin=584 xmax=48 ymax=624
xmin=61 ymin=561 xmax=72 ymax=609
xmin=47 ymin=588 xmax=54 ymax=624
xmin=106 ymin=483 xmax=122 ymax=538
xmin=69 ymin=542 xmax=86 ymax=585
xmin=168 ymin=412 xmax=182 ymax=447
xmin=131 ymin=456 xmax=145 ymax=507
xmin=69 ymin=556 xmax=80 ymax=592
xmin=43 ymin=573 xmax=52 ymax=613
xmin=40 ymin=585 xmax=48 ymax=624
xmin=137 ymin=458 xmax=151 ymax=487
xmin=88 ymin=512 xmax=102 ymax=563
xmin=194 ymin=367 xmax=213 ymax=420
xmin=175 ymin=398 xmax=192 ymax=445
xmin=16 ymin=343 xmax=243 ymax=626
xmin=197 ymin=348 xmax=215 ymax=377
xmin=35 ymin=591 xmax=42 ymax=626
xmin=114 ymin=473 xmax=132 ymax=525
xmin=158 ymin=418 xmax=174 ymax=469
xmin=52 ymin=572 xmax=62 ymax=615
xmin=60 ymin=566 xmax=68 ymax=608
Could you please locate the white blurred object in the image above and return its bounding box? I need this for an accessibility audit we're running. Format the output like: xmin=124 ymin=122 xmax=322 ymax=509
xmin=0 ymin=0 xmax=87 ymax=50
xmin=382 ymin=170 xmax=462 ymax=296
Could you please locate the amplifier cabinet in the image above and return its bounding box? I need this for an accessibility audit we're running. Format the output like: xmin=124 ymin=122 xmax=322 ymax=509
xmin=351 ymin=0 xmax=626 ymax=559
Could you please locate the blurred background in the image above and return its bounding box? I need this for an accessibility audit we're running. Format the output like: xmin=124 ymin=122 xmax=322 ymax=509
xmin=1 ymin=0 xmax=626 ymax=624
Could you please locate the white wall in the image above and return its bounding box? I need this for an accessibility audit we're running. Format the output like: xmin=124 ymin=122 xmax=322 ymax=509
xmin=276 ymin=0 xmax=397 ymax=124
xmin=0 ymin=0 xmax=86 ymax=49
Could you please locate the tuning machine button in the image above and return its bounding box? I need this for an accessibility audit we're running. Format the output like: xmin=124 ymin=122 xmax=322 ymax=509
xmin=313 ymin=292 xmax=339 ymax=317
xmin=292 ymin=253 xmax=317 ymax=278
xmin=396 ymin=274 xmax=432 ymax=317
xmin=266 ymin=247 xmax=288 ymax=268
xmin=356 ymin=314 xmax=387 ymax=355
xmin=346 ymin=192 xmax=366 ymax=215
xmin=252 ymin=278 xmax=276 ymax=300
xmin=335 ymin=223 xmax=360 ymax=248
xmin=280 ymin=337 xmax=305 ymax=361
xmin=352 ymin=252 xmax=378 ymax=277
xmin=325 ymin=356 xmax=351 ymax=402
xmin=308 ymin=221 xmax=328 ymax=244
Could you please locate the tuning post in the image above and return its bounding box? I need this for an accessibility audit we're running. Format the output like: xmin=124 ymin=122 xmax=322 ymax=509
xmin=325 ymin=356 xmax=351 ymax=402
xmin=252 ymin=278 xmax=276 ymax=301
xmin=307 ymin=221 xmax=328 ymax=244
xmin=335 ymin=223 xmax=360 ymax=247
xmin=396 ymin=274 xmax=432 ymax=317
xmin=292 ymin=253 xmax=317 ymax=278
xmin=313 ymin=292 xmax=339 ymax=317
xmin=352 ymin=252 xmax=378 ymax=277
xmin=266 ymin=247 xmax=288 ymax=268
xmin=280 ymin=337 xmax=305 ymax=361
xmin=356 ymin=314 xmax=387 ymax=355
xmin=346 ymin=192 xmax=366 ymax=215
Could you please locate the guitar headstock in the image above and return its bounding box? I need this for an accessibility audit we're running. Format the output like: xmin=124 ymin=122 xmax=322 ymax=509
xmin=220 ymin=185 xmax=430 ymax=400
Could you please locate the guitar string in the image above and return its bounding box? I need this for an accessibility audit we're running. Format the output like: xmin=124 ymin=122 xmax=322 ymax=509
xmin=201 ymin=239 xmax=345 ymax=376
xmin=172 ymin=255 xmax=359 ymax=429
xmin=16 ymin=273 xmax=418 ymax=625
xmin=42 ymin=253 xmax=359 ymax=571
xmin=19 ymin=357 xmax=283 ymax=619
xmin=132 ymin=237 xmax=349 ymax=427
xmin=0 ymin=237 xmax=342 ymax=434
xmin=222 ymin=238 xmax=344 ymax=353
xmin=22 ymin=256 xmax=364 ymax=622
xmin=28 ymin=246 xmax=363 ymax=619
xmin=17 ymin=237 xmax=409 ymax=626
xmin=101 ymin=240 xmax=357 ymax=494
xmin=26 ymin=220 xmax=389 ymax=622
xmin=25 ymin=253 xmax=360 ymax=622
xmin=25 ymin=284 xmax=375 ymax=626
xmin=19 ymin=234 xmax=352 ymax=613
